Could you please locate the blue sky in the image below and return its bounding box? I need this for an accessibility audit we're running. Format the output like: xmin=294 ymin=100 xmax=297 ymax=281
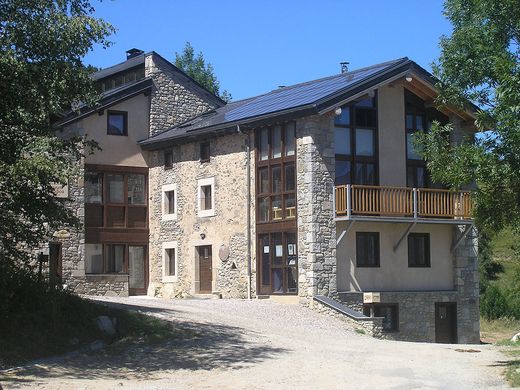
xmin=84 ymin=0 xmax=451 ymax=101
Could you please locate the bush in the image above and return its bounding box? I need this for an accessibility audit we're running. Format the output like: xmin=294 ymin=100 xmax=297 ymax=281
xmin=481 ymin=284 xmax=509 ymax=320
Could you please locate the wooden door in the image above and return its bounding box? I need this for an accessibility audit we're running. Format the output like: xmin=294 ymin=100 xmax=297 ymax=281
xmin=198 ymin=246 xmax=212 ymax=293
xmin=49 ymin=242 xmax=62 ymax=286
xmin=435 ymin=303 xmax=457 ymax=343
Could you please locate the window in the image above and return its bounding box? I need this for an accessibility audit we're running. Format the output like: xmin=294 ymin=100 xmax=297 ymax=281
xmin=334 ymin=96 xmax=378 ymax=185
xmin=256 ymin=122 xmax=297 ymax=223
xmin=85 ymin=243 xmax=126 ymax=274
xmin=164 ymin=150 xmax=173 ymax=169
xmin=162 ymin=184 xmax=177 ymax=221
xmin=162 ymin=241 xmax=178 ymax=282
xmin=364 ymin=304 xmax=399 ymax=332
xmin=356 ymin=232 xmax=380 ymax=267
xmin=85 ymin=244 xmax=103 ymax=273
xmin=200 ymin=141 xmax=210 ymax=162
xmin=197 ymin=177 xmax=215 ymax=217
xmin=84 ymin=170 xmax=147 ymax=229
xmin=107 ymin=111 xmax=128 ymax=136
xmin=105 ymin=244 xmax=125 ymax=273
xmin=408 ymin=233 xmax=430 ymax=267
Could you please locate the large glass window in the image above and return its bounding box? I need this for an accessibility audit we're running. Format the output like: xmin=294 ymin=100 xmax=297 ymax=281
xmin=85 ymin=170 xmax=147 ymax=229
xmin=334 ymin=95 xmax=378 ymax=185
xmin=256 ymin=122 xmax=297 ymax=223
xmin=405 ymin=90 xmax=429 ymax=188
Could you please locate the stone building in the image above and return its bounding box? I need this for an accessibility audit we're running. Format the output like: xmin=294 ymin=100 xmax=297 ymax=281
xmin=50 ymin=52 xmax=479 ymax=343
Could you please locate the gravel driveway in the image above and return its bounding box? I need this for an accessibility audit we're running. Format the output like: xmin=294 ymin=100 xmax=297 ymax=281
xmin=0 ymin=296 xmax=510 ymax=389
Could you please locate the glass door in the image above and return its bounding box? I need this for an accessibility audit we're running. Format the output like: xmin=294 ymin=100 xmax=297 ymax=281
xmin=258 ymin=231 xmax=297 ymax=295
xmin=129 ymin=245 xmax=147 ymax=295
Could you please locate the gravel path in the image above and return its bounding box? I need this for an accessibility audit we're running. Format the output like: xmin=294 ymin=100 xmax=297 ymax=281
xmin=0 ymin=296 xmax=510 ymax=389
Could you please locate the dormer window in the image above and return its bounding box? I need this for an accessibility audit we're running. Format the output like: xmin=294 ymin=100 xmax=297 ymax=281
xmin=107 ymin=111 xmax=128 ymax=136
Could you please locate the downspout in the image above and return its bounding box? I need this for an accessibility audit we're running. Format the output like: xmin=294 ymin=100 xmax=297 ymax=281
xmin=240 ymin=125 xmax=253 ymax=300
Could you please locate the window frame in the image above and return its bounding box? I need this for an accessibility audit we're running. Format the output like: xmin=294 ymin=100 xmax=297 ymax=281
xmin=85 ymin=243 xmax=130 ymax=275
xmin=162 ymin=241 xmax=178 ymax=282
xmin=364 ymin=303 xmax=399 ymax=332
xmin=408 ymin=232 xmax=431 ymax=268
xmin=161 ymin=184 xmax=177 ymax=221
xmin=84 ymin=168 xmax=148 ymax=229
xmin=334 ymin=96 xmax=379 ymax=186
xmin=107 ymin=110 xmax=128 ymax=136
xmin=356 ymin=232 xmax=380 ymax=267
xmin=200 ymin=141 xmax=210 ymax=162
xmin=164 ymin=150 xmax=173 ymax=170
xmin=255 ymin=122 xmax=297 ymax=225
xmin=197 ymin=177 xmax=215 ymax=217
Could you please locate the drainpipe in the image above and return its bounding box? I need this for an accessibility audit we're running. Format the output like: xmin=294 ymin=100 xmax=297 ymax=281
xmin=240 ymin=125 xmax=253 ymax=300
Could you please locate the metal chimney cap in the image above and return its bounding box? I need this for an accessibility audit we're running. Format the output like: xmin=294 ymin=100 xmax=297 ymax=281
xmin=340 ymin=61 xmax=350 ymax=73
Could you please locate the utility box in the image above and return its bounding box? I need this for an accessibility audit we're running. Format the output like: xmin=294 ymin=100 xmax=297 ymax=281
xmin=363 ymin=292 xmax=381 ymax=304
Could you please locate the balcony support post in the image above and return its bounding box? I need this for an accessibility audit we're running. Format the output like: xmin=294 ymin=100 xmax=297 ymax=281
xmin=451 ymin=224 xmax=474 ymax=253
xmin=346 ymin=184 xmax=352 ymax=219
xmin=393 ymin=222 xmax=417 ymax=252
xmin=413 ymin=188 xmax=418 ymax=219
xmin=337 ymin=220 xmax=355 ymax=246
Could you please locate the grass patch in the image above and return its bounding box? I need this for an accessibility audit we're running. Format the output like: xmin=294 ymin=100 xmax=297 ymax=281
xmin=0 ymin=290 xmax=180 ymax=369
xmin=490 ymin=228 xmax=520 ymax=291
xmin=355 ymin=328 xmax=366 ymax=335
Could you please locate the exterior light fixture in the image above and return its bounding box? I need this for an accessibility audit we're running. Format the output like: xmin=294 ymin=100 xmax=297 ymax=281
xmin=200 ymin=233 xmax=206 ymax=240
xmin=334 ymin=107 xmax=342 ymax=116
xmin=405 ymin=73 xmax=413 ymax=82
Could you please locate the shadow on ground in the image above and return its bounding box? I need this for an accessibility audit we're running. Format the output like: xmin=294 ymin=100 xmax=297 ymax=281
xmin=1 ymin=300 xmax=289 ymax=383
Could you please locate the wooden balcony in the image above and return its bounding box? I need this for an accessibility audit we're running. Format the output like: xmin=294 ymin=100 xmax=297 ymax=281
xmin=334 ymin=185 xmax=473 ymax=223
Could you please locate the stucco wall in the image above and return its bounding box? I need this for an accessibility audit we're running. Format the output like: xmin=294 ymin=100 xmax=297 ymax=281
xmin=83 ymin=93 xmax=151 ymax=167
xmin=377 ymin=84 xmax=406 ymax=187
xmin=148 ymin=132 xmax=255 ymax=299
xmin=336 ymin=221 xmax=455 ymax=291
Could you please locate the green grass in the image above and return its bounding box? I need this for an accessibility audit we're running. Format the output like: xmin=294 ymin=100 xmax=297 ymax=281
xmin=490 ymin=228 xmax=520 ymax=290
xmin=0 ymin=292 xmax=179 ymax=369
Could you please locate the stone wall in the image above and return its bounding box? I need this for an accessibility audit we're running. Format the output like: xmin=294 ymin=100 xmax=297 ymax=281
xmin=145 ymin=53 xmax=220 ymax=137
xmin=296 ymin=114 xmax=337 ymax=304
xmin=148 ymin=132 xmax=255 ymax=299
xmin=453 ymin=225 xmax=480 ymax=344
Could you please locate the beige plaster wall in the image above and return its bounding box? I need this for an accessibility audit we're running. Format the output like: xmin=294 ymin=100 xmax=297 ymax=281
xmin=148 ymin=132 xmax=255 ymax=299
xmin=377 ymin=84 xmax=406 ymax=187
xmin=83 ymin=93 xmax=150 ymax=167
xmin=336 ymin=221 xmax=455 ymax=291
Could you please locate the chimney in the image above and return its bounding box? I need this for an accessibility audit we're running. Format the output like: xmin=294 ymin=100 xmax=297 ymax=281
xmin=126 ymin=48 xmax=144 ymax=60
xmin=340 ymin=62 xmax=350 ymax=73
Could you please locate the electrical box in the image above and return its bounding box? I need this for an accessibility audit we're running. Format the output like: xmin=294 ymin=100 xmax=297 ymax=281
xmin=363 ymin=292 xmax=381 ymax=304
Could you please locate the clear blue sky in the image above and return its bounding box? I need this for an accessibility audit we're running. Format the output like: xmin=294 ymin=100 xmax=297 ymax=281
xmin=84 ymin=0 xmax=451 ymax=101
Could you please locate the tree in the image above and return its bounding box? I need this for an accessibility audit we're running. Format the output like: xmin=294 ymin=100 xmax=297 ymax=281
xmin=0 ymin=0 xmax=113 ymax=263
xmin=419 ymin=0 xmax=520 ymax=233
xmin=174 ymin=42 xmax=232 ymax=102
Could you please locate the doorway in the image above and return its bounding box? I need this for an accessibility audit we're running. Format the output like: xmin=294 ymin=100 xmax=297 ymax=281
xmin=435 ymin=302 xmax=457 ymax=343
xmin=48 ymin=242 xmax=62 ymax=286
xmin=198 ymin=245 xmax=213 ymax=293
xmin=128 ymin=245 xmax=147 ymax=295
xmin=257 ymin=231 xmax=298 ymax=295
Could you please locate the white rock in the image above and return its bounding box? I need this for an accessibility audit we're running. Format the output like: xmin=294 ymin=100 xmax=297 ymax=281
xmin=511 ymin=332 xmax=520 ymax=342
xmin=96 ymin=315 xmax=116 ymax=336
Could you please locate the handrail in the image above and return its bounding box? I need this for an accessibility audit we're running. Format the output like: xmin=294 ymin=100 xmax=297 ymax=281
xmin=335 ymin=185 xmax=473 ymax=220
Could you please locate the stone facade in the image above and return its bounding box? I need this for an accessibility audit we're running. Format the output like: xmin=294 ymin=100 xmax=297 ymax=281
xmin=147 ymin=132 xmax=255 ymax=299
xmin=296 ymin=114 xmax=337 ymax=304
xmin=145 ymin=53 xmax=221 ymax=137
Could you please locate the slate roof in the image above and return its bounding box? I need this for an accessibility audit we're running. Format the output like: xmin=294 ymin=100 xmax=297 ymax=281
xmin=92 ymin=53 xmax=146 ymax=80
xmin=140 ymin=57 xmax=426 ymax=149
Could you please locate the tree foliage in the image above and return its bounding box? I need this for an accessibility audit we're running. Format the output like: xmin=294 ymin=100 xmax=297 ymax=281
xmin=419 ymin=0 xmax=520 ymax=232
xmin=0 ymin=0 xmax=113 ymax=262
xmin=174 ymin=42 xmax=231 ymax=102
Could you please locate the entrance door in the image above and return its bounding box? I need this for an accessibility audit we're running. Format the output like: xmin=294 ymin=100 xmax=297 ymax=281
xmin=198 ymin=246 xmax=212 ymax=293
xmin=49 ymin=242 xmax=62 ymax=286
xmin=258 ymin=231 xmax=298 ymax=295
xmin=128 ymin=245 xmax=147 ymax=295
xmin=435 ymin=302 xmax=457 ymax=343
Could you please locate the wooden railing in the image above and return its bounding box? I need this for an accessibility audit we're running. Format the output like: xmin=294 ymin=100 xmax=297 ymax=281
xmin=335 ymin=185 xmax=473 ymax=220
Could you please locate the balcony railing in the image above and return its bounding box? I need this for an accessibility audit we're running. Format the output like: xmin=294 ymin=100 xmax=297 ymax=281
xmin=335 ymin=185 xmax=473 ymax=221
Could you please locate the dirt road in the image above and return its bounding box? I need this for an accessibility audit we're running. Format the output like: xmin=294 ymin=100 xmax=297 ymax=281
xmin=0 ymin=296 xmax=510 ymax=389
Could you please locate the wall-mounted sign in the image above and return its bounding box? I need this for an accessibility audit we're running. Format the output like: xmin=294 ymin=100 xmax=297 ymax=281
xmin=219 ymin=244 xmax=230 ymax=262
xmin=51 ymin=182 xmax=69 ymax=199
xmin=363 ymin=292 xmax=381 ymax=304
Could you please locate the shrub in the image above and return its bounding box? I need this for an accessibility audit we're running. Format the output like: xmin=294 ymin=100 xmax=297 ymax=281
xmin=481 ymin=284 xmax=509 ymax=320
